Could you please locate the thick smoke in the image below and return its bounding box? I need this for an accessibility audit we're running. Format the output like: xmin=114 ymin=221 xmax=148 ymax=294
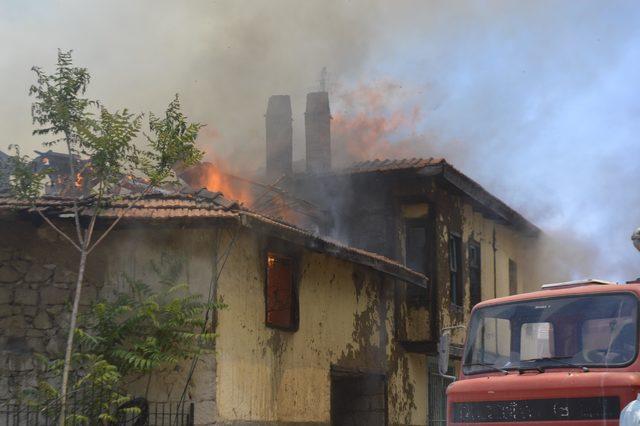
xmin=1 ymin=0 xmax=639 ymax=281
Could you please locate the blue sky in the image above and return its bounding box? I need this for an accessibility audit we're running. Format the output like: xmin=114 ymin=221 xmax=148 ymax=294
xmin=346 ymin=1 xmax=640 ymax=280
xmin=1 ymin=0 xmax=639 ymax=280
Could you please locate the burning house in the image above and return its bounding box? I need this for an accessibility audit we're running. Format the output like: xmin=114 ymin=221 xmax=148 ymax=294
xmin=153 ymin=89 xmax=541 ymax=424
xmin=32 ymin=150 xmax=93 ymax=197
xmin=0 ymin=89 xmax=541 ymax=425
xmin=256 ymin=90 xmax=542 ymax=422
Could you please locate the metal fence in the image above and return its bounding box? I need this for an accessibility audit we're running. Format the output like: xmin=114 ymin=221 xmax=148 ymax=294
xmin=0 ymin=392 xmax=194 ymax=426
xmin=427 ymin=357 xmax=454 ymax=425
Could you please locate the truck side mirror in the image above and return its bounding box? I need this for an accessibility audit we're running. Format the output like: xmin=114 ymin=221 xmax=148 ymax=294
xmin=437 ymin=331 xmax=451 ymax=376
xmin=438 ymin=325 xmax=466 ymax=380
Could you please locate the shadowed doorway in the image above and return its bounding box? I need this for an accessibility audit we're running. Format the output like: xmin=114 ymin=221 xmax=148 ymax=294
xmin=330 ymin=367 xmax=387 ymax=426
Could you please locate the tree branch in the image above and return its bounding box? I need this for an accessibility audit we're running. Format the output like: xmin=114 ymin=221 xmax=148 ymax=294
xmin=86 ymin=184 xmax=153 ymax=254
xmin=64 ymin=133 xmax=84 ymax=246
xmin=36 ymin=210 xmax=81 ymax=251
xmin=84 ymin=184 xmax=103 ymax=247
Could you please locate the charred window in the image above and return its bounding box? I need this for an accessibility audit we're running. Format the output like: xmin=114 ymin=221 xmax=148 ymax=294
xmin=469 ymin=241 xmax=481 ymax=308
xmin=265 ymin=252 xmax=298 ymax=331
xmin=404 ymin=218 xmax=429 ymax=305
xmin=449 ymin=234 xmax=463 ymax=307
xmin=509 ymin=259 xmax=518 ymax=295
xmin=405 ymin=219 xmax=427 ymax=274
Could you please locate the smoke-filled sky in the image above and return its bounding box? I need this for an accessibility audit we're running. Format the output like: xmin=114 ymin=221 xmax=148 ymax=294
xmin=1 ymin=0 xmax=639 ymax=281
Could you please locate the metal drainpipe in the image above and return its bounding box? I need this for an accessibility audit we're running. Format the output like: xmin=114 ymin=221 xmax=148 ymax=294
xmin=493 ymin=224 xmax=498 ymax=354
xmin=492 ymin=225 xmax=497 ymax=299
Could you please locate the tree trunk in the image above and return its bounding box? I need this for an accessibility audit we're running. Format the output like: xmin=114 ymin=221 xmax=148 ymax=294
xmin=58 ymin=246 xmax=88 ymax=426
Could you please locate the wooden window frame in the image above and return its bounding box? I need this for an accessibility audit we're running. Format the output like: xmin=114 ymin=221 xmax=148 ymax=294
xmin=449 ymin=233 xmax=463 ymax=308
xmin=264 ymin=250 xmax=299 ymax=332
xmin=509 ymin=258 xmax=518 ymax=296
xmin=404 ymin=217 xmax=430 ymax=306
xmin=468 ymin=240 xmax=481 ymax=308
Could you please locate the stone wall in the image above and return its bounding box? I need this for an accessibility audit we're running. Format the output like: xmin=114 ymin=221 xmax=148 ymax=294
xmin=0 ymin=246 xmax=102 ymax=404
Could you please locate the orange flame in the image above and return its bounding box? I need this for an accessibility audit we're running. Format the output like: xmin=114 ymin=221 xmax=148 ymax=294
xmin=182 ymin=162 xmax=253 ymax=205
xmin=332 ymin=81 xmax=426 ymax=165
xmin=75 ymin=173 xmax=84 ymax=188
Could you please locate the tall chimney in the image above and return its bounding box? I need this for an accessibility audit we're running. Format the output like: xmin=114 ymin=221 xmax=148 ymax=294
xmin=305 ymin=91 xmax=331 ymax=173
xmin=265 ymin=95 xmax=293 ymax=178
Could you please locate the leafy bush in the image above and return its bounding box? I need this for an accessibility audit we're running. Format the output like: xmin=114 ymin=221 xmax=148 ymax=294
xmin=25 ymin=259 xmax=224 ymax=424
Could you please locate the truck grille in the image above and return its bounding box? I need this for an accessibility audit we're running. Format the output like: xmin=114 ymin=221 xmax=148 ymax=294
xmin=452 ymin=396 xmax=620 ymax=423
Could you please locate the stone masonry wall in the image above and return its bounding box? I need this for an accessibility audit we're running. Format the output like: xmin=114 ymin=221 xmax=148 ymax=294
xmin=0 ymin=246 xmax=102 ymax=405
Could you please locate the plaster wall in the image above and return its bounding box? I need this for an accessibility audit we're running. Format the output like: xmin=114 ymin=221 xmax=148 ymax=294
xmin=0 ymin=218 xmax=427 ymax=425
xmin=433 ymin=189 xmax=540 ymax=346
xmin=214 ymin=231 xmax=426 ymax=425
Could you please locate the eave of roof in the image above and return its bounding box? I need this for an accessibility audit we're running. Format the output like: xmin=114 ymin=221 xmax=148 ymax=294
xmin=239 ymin=211 xmax=426 ymax=287
xmin=293 ymin=157 xmax=540 ymax=235
xmin=0 ymin=194 xmax=427 ymax=288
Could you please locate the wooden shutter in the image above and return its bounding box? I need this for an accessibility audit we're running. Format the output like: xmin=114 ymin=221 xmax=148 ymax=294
xmin=266 ymin=253 xmax=295 ymax=329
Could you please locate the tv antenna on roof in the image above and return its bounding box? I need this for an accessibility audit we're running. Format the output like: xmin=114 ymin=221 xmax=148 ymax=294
xmin=319 ymin=67 xmax=328 ymax=92
xmin=307 ymin=67 xmax=335 ymax=93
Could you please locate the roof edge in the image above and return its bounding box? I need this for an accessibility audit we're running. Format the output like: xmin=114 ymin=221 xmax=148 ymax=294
xmin=240 ymin=212 xmax=428 ymax=288
xmin=438 ymin=163 xmax=540 ymax=235
xmin=0 ymin=195 xmax=427 ymax=288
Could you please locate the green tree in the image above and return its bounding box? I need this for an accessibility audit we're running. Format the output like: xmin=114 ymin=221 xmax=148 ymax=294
xmin=9 ymin=50 xmax=204 ymax=425
xmin=76 ymin=259 xmax=222 ymax=394
xmin=26 ymin=260 xmax=222 ymax=425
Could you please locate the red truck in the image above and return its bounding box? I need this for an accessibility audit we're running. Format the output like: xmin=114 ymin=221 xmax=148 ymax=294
xmin=440 ymin=279 xmax=640 ymax=425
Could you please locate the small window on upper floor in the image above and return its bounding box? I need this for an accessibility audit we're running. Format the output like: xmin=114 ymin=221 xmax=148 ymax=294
xmin=405 ymin=219 xmax=427 ymax=275
xmin=449 ymin=233 xmax=463 ymax=307
xmin=468 ymin=241 xmax=481 ymax=308
xmin=265 ymin=252 xmax=298 ymax=331
xmin=509 ymin=259 xmax=518 ymax=296
xmin=401 ymin=203 xmax=431 ymax=307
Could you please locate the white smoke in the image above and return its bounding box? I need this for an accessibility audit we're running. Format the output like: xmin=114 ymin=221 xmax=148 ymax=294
xmin=1 ymin=0 xmax=639 ymax=280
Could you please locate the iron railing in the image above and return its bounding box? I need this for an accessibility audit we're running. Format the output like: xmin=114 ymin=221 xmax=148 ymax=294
xmin=0 ymin=387 xmax=194 ymax=426
xmin=428 ymin=357 xmax=454 ymax=425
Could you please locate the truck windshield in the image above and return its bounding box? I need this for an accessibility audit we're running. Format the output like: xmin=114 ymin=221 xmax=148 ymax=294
xmin=463 ymin=292 xmax=638 ymax=375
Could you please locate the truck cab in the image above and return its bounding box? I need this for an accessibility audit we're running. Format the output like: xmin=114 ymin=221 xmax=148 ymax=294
xmin=445 ymin=280 xmax=640 ymax=425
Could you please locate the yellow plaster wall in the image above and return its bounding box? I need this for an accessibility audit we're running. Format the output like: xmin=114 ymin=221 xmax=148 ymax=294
xmin=100 ymin=226 xmax=427 ymax=425
xmin=54 ymin=207 xmax=538 ymax=424
xmin=440 ymin=202 xmax=540 ymax=345
xmin=462 ymin=205 xmax=538 ymax=301
xmin=213 ymin=231 xmax=426 ymax=425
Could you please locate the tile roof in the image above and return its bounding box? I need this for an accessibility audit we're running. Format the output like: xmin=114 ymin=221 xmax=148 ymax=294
xmin=0 ymin=189 xmax=239 ymax=219
xmin=346 ymin=157 xmax=445 ymax=173
xmin=0 ymin=192 xmax=427 ymax=288
xmin=179 ymin=163 xmax=328 ymax=229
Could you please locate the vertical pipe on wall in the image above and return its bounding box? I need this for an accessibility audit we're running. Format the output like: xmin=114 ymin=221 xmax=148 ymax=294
xmin=492 ymin=225 xmax=497 ymax=299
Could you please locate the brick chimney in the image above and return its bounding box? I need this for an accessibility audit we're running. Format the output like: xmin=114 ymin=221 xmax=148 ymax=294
xmin=265 ymin=95 xmax=293 ymax=178
xmin=305 ymin=92 xmax=331 ymax=173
